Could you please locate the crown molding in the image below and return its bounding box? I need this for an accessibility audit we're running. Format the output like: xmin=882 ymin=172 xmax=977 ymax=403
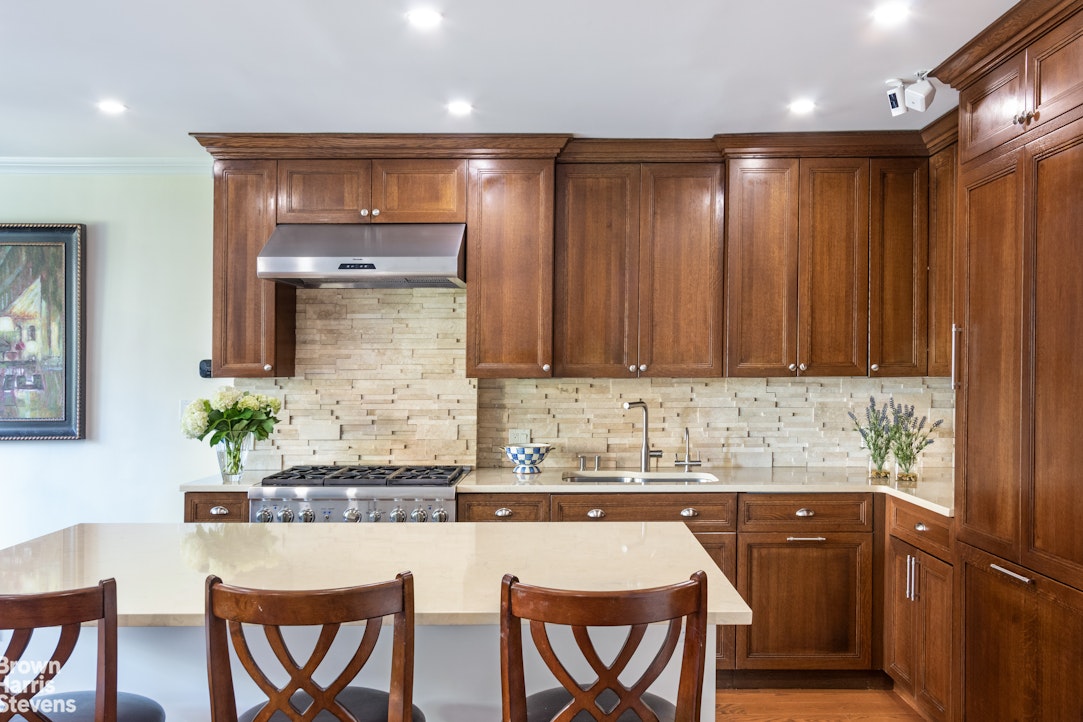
xmin=190 ymin=133 xmax=572 ymax=160
xmin=0 ymin=157 xmax=212 ymax=174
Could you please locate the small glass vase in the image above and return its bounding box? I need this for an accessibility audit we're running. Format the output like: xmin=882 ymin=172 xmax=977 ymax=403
xmin=868 ymin=456 xmax=892 ymax=482
xmin=895 ymin=456 xmax=922 ymax=488
xmin=215 ymin=433 xmax=253 ymax=484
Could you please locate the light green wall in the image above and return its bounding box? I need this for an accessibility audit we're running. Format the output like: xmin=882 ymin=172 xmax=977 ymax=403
xmin=0 ymin=170 xmax=220 ymax=547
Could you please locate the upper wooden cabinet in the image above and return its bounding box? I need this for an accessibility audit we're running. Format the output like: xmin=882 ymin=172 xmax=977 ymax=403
xmin=926 ymin=143 xmax=957 ymax=377
xmin=276 ymin=159 xmax=467 ymax=224
xmin=553 ymin=163 xmax=724 ymax=377
xmin=726 ymin=157 xmax=869 ymax=377
xmin=211 ymin=159 xmax=296 ymax=378
xmin=869 ymin=157 xmax=929 ymax=377
xmin=466 ymin=159 xmax=555 ymax=378
xmin=948 ymin=8 xmax=1083 ymax=163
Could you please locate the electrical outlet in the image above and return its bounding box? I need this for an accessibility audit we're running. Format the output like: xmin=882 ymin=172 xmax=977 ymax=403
xmin=508 ymin=429 xmax=531 ymax=445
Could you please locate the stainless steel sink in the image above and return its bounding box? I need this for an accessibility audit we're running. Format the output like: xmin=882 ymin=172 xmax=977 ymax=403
xmin=561 ymin=471 xmax=719 ymax=484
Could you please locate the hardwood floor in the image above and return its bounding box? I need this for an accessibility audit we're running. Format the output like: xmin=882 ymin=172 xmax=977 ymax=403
xmin=716 ymin=689 xmax=924 ymax=721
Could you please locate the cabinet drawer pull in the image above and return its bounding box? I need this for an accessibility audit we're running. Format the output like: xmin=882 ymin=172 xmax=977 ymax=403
xmin=914 ymin=522 xmax=929 ymax=532
xmin=795 ymin=508 xmax=815 ymax=518
xmin=586 ymin=508 xmax=607 ymax=519
xmin=679 ymin=508 xmax=699 ymax=518
xmin=786 ymin=536 xmax=827 ymax=542
xmin=494 ymin=507 xmax=514 ymax=518
xmin=210 ymin=506 xmax=230 ymax=516
xmin=990 ymin=563 xmax=1033 ymax=585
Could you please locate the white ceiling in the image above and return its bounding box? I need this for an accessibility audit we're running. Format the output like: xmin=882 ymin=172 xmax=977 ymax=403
xmin=0 ymin=0 xmax=1019 ymax=161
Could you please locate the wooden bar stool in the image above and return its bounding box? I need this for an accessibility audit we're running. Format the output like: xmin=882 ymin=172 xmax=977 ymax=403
xmin=205 ymin=571 xmax=425 ymax=722
xmin=0 ymin=578 xmax=166 ymax=722
xmin=499 ymin=570 xmax=708 ymax=722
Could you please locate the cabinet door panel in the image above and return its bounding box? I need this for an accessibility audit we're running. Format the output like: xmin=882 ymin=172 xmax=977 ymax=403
xmin=277 ymin=159 xmax=371 ymax=223
xmin=212 ymin=160 xmax=296 ymax=378
xmin=1025 ymin=117 xmax=1083 ymax=590
xmin=370 ymin=159 xmax=467 ymax=223
xmin=955 ymin=150 xmax=1024 ymax=561
xmin=466 ymin=159 xmax=554 ymax=377
xmin=553 ymin=164 xmax=640 ymax=376
xmin=736 ymin=532 xmax=872 ymax=669
xmin=639 ymin=163 xmax=724 ymax=377
xmin=869 ymin=158 xmax=928 ymax=377
xmin=927 ymin=145 xmax=957 ymax=377
xmin=1027 ymin=10 xmax=1083 ymax=134
xmin=184 ymin=492 xmax=248 ymax=523
xmin=725 ymin=158 xmax=799 ymax=376
xmin=798 ymin=158 xmax=869 ymax=376
xmin=694 ymin=532 xmax=737 ymax=670
xmin=885 ymin=538 xmax=917 ymax=692
xmin=915 ymin=551 xmax=952 ymax=722
xmin=457 ymin=493 xmax=550 ymax=522
xmin=959 ymin=52 xmax=1026 ymax=163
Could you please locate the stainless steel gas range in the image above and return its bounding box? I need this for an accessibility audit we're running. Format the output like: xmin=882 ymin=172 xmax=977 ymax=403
xmin=247 ymin=465 xmax=469 ymax=523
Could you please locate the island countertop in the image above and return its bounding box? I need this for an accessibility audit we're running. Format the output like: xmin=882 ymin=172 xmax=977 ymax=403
xmin=0 ymin=522 xmax=751 ymax=627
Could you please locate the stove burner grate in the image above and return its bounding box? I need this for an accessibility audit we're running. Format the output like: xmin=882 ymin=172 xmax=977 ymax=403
xmin=261 ymin=464 xmax=470 ymax=487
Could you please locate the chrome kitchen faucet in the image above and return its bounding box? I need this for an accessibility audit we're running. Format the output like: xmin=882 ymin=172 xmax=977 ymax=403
xmin=623 ymin=400 xmax=662 ymax=472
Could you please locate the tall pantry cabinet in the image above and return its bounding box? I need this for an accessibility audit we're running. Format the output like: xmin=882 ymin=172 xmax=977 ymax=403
xmin=933 ymin=1 xmax=1083 ymax=718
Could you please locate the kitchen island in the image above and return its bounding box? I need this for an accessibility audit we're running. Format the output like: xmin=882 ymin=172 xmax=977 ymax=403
xmin=0 ymin=521 xmax=749 ymax=721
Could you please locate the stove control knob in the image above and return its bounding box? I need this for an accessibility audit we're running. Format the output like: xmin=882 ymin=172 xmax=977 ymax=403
xmin=255 ymin=508 xmax=274 ymax=523
xmin=299 ymin=508 xmax=315 ymax=523
xmin=343 ymin=507 xmax=362 ymax=523
xmin=432 ymin=508 xmax=449 ymax=523
xmin=410 ymin=507 xmax=428 ymax=523
xmin=390 ymin=507 xmax=407 ymax=523
xmin=368 ymin=509 xmax=383 ymax=523
xmin=278 ymin=508 xmax=295 ymax=523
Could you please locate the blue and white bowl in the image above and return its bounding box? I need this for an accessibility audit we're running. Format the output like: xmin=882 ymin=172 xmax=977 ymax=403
xmin=504 ymin=444 xmax=552 ymax=474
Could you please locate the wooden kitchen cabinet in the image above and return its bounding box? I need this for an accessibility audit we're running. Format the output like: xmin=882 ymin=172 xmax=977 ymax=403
xmin=868 ymin=157 xmax=928 ymax=377
xmin=957 ymin=542 xmax=1083 ymax=721
xmin=553 ymin=162 xmax=724 ymax=377
xmin=276 ymin=159 xmax=467 ymax=224
xmin=211 ymin=159 xmax=296 ymax=378
xmin=456 ymin=492 xmax=550 ymax=522
xmin=926 ymin=142 xmax=957 ymax=377
xmin=884 ymin=497 xmax=954 ymax=722
xmin=184 ymin=491 xmax=248 ymax=523
xmin=956 ymin=9 xmax=1083 ymax=164
xmin=735 ymin=493 xmax=873 ymax=670
xmin=725 ymin=157 xmax=869 ymax=377
xmin=466 ymin=159 xmax=555 ymax=378
xmin=693 ymin=531 xmax=738 ymax=669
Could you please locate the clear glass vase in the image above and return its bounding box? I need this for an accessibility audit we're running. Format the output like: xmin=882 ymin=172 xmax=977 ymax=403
xmin=895 ymin=456 xmax=922 ymax=487
xmin=868 ymin=456 xmax=892 ymax=482
xmin=215 ymin=433 xmax=253 ymax=484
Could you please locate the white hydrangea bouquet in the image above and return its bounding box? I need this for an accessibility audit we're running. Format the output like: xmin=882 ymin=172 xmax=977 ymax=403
xmin=182 ymin=387 xmax=281 ymax=482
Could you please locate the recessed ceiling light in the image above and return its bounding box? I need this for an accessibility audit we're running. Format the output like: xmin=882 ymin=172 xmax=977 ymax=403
xmin=406 ymin=8 xmax=442 ymax=29
xmin=789 ymin=98 xmax=816 ymax=115
xmin=872 ymin=1 xmax=910 ymax=27
xmin=96 ymin=99 xmax=128 ymax=115
xmin=447 ymin=100 xmax=473 ymax=116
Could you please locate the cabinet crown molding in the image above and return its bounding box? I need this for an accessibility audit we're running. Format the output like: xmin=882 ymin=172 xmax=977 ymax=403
xmin=716 ymin=131 xmax=927 ymax=158
xmin=557 ymin=138 xmax=723 ymax=163
xmin=919 ymin=109 xmax=960 ymax=155
xmin=191 ymin=133 xmax=572 ymax=160
xmin=932 ymin=0 xmax=1083 ymax=90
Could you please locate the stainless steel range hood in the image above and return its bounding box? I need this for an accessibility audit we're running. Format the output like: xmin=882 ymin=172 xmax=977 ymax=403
xmin=256 ymin=223 xmax=466 ymax=289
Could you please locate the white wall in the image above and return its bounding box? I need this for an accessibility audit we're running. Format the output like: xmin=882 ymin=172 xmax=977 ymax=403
xmin=0 ymin=167 xmax=224 ymax=548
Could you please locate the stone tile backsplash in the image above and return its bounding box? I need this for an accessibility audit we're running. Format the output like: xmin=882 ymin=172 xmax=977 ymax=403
xmin=238 ymin=289 xmax=954 ymax=471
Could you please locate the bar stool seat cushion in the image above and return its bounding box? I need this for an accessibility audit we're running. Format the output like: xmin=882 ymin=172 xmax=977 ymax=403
xmin=238 ymin=686 xmax=426 ymax=722
xmin=525 ymin=686 xmax=676 ymax=722
xmin=32 ymin=691 xmax=166 ymax=722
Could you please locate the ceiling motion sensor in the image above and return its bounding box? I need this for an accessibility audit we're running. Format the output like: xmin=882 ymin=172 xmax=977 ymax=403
xmin=905 ymin=70 xmax=936 ymax=112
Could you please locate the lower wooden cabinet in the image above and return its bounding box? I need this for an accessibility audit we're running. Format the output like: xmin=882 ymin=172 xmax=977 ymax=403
xmin=886 ymin=537 xmax=953 ymax=721
xmin=694 ymin=531 xmax=737 ymax=669
xmin=184 ymin=491 xmax=248 ymax=523
xmin=735 ymin=531 xmax=873 ymax=670
xmin=957 ymin=542 xmax=1083 ymax=721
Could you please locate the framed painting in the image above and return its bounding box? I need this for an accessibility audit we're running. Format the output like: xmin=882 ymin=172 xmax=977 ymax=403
xmin=0 ymin=224 xmax=85 ymax=440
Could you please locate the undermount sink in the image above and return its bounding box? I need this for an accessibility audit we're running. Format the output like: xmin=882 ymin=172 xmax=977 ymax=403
xmin=561 ymin=470 xmax=719 ymax=484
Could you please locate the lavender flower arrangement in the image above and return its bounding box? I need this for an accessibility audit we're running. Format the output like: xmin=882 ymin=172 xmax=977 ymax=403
xmin=889 ymin=398 xmax=944 ymax=481
xmin=848 ymin=397 xmax=893 ymax=478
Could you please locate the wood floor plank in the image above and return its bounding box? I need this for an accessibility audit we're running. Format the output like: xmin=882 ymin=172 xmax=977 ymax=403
xmin=716 ymin=689 xmax=924 ymax=721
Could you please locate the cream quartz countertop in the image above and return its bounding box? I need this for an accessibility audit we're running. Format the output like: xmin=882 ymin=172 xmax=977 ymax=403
xmin=0 ymin=522 xmax=750 ymax=628
xmin=459 ymin=466 xmax=955 ymax=516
